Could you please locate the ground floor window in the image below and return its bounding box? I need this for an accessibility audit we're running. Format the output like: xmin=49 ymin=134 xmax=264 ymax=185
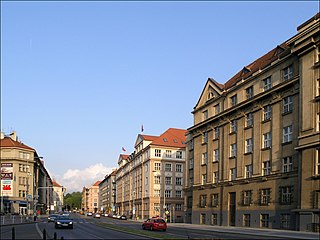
xmin=200 ymin=213 xmax=206 ymax=224
xmin=280 ymin=214 xmax=290 ymax=229
xmin=261 ymin=214 xmax=269 ymax=228
xmin=211 ymin=213 xmax=218 ymax=225
xmin=243 ymin=214 xmax=250 ymax=227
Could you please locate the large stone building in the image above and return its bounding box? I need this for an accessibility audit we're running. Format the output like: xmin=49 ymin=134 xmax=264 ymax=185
xmin=99 ymin=169 xmax=117 ymax=214
xmin=0 ymin=131 xmax=53 ymax=215
xmin=116 ymin=128 xmax=187 ymax=222
xmin=52 ymin=180 xmax=65 ymax=213
xmin=81 ymin=180 xmax=101 ymax=213
xmin=184 ymin=13 xmax=319 ymax=232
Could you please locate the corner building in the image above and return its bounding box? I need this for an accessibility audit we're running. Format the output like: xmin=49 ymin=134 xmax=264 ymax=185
xmin=185 ymin=13 xmax=319 ymax=231
xmin=116 ymin=128 xmax=187 ymax=222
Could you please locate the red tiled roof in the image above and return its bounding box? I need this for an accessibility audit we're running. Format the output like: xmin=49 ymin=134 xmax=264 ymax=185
xmin=150 ymin=128 xmax=187 ymax=148
xmin=141 ymin=135 xmax=158 ymax=142
xmin=120 ymin=154 xmax=130 ymax=160
xmin=93 ymin=181 xmax=101 ymax=186
xmin=0 ymin=137 xmax=34 ymax=151
xmin=52 ymin=180 xmax=62 ymax=187
xmin=220 ymin=43 xmax=289 ymax=90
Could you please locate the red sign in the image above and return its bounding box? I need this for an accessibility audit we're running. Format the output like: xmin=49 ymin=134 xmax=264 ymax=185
xmin=3 ymin=185 xmax=11 ymax=190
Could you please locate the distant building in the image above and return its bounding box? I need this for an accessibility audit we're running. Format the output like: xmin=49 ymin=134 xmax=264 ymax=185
xmin=0 ymin=131 xmax=53 ymax=215
xmin=99 ymin=169 xmax=117 ymax=214
xmin=185 ymin=13 xmax=320 ymax=232
xmin=81 ymin=181 xmax=101 ymax=213
xmin=116 ymin=128 xmax=187 ymax=222
xmin=52 ymin=180 xmax=65 ymax=213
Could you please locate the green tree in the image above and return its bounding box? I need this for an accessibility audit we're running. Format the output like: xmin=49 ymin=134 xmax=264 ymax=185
xmin=64 ymin=192 xmax=82 ymax=210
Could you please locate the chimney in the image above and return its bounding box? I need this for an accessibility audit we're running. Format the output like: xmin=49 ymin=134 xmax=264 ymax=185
xmin=10 ymin=131 xmax=17 ymax=141
xmin=0 ymin=132 xmax=4 ymax=139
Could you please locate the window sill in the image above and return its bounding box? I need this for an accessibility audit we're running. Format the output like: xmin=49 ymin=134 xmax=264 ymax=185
xmin=282 ymin=110 xmax=293 ymax=116
xmin=262 ymin=119 xmax=271 ymax=123
xmin=202 ymin=142 xmax=208 ymax=145
xmin=261 ymin=147 xmax=271 ymax=151
xmin=244 ymin=126 xmax=253 ymax=130
xmin=229 ymin=156 xmax=236 ymax=159
xmin=244 ymin=152 xmax=252 ymax=155
xmin=229 ymin=131 xmax=237 ymax=135
xmin=201 ymin=163 xmax=207 ymax=166
xmin=282 ymin=141 xmax=292 ymax=146
xmin=212 ymin=160 xmax=219 ymax=163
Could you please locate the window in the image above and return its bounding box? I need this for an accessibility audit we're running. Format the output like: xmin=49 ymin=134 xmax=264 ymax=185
xmin=175 ymin=177 xmax=182 ymax=186
xmin=155 ymin=149 xmax=161 ymax=157
xmin=165 ymin=176 xmax=172 ymax=185
xmin=263 ymin=76 xmax=272 ymax=91
xmin=175 ymin=203 xmax=182 ymax=211
xmin=230 ymin=143 xmax=237 ymax=158
xmin=245 ymin=164 xmax=253 ymax=178
xmin=214 ymin=127 xmax=220 ymax=139
xmin=317 ymin=113 xmax=320 ymax=132
xmin=202 ymin=152 xmax=208 ymax=165
xmin=200 ymin=213 xmax=206 ymax=224
xmin=212 ymin=213 xmax=218 ymax=225
xmin=165 ymin=190 xmax=171 ymax=198
xmin=261 ymin=188 xmax=271 ymax=205
xmin=245 ymin=138 xmax=253 ymax=153
xmin=283 ymin=157 xmax=293 ymax=173
xmin=280 ymin=186 xmax=293 ymax=204
xmin=283 ymin=96 xmax=293 ymax=113
xmin=176 ymin=151 xmax=182 ymax=159
xmin=283 ymin=125 xmax=293 ymax=143
xmin=211 ymin=193 xmax=219 ymax=207
xmin=202 ymin=174 xmax=207 ymax=185
xmin=243 ymin=190 xmax=252 ymax=205
xmin=280 ymin=214 xmax=291 ymax=229
xmin=165 ymin=163 xmax=172 ymax=171
xmin=214 ymin=104 xmax=221 ymax=114
xmin=261 ymin=214 xmax=269 ymax=228
xmin=176 ymin=164 xmax=182 ymax=172
xmin=317 ymin=78 xmax=320 ymax=97
xmin=203 ymin=132 xmax=208 ymax=143
xmin=283 ymin=65 xmax=293 ymax=81
xmin=243 ymin=214 xmax=251 ymax=227
xmin=246 ymin=86 xmax=254 ymax=99
xmin=213 ymin=149 xmax=219 ymax=162
xmin=154 ymin=203 xmax=160 ymax=211
xmin=263 ymin=161 xmax=271 ymax=176
xmin=316 ymin=148 xmax=320 ymax=175
xmin=230 ymin=94 xmax=238 ymax=106
xmin=154 ymin=176 xmax=160 ymax=184
xmin=165 ymin=150 xmax=172 ymax=158
xmin=230 ymin=120 xmax=237 ymax=133
xmin=263 ymin=132 xmax=272 ymax=149
xmin=189 ymin=158 xmax=194 ymax=169
xmin=176 ymin=191 xmax=182 ymax=198
xmin=200 ymin=195 xmax=207 ymax=207
xmin=246 ymin=113 xmax=253 ymax=127
xmin=263 ymin=105 xmax=272 ymax=121
xmin=203 ymin=110 xmax=208 ymax=120
xmin=155 ymin=162 xmax=161 ymax=171
xmin=230 ymin=168 xmax=236 ymax=181
xmin=213 ymin=171 xmax=219 ymax=183
xmin=189 ymin=140 xmax=194 ymax=150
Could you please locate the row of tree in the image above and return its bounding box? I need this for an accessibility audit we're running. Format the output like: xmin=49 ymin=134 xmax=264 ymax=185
xmin=64 ymin=192 xmax=82 ymax=211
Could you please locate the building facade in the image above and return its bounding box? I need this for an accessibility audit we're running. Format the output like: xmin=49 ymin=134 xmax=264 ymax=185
xmin=116 ymin=128 xmax=187 ymax=222
xmin=81 ymin=181 xmax=101 ymax=213
xmin=99 ymin=169 xmax=117 ymax=214
xmin=184 ymin=13 xmax=319 ymax=232
xmin=52 ymin=180 xmax=65 ymax=213
xmin=0 ymin=131 xmax=53 ymax=215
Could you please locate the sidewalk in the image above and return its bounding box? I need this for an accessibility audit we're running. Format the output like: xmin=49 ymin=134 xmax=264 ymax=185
xmin=0 ymin=214 xmax=43 ymax=226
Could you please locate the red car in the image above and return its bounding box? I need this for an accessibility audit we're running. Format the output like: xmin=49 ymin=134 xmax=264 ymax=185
xmin=142 ymin=217 xmax=167 ymax=231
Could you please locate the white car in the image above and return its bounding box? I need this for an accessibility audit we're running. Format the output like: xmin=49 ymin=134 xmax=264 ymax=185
xmin=94 ymin=213 xmax=101 ymax=218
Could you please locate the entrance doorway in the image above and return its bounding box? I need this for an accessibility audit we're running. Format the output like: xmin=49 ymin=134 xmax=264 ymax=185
xmin=19 ymin=207 xmax=27 ymax=215
xmin=229 ymin=192 xmax=236 ymax=226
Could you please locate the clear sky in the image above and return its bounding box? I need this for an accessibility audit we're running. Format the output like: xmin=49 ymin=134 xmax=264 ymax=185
xmin=1 ymin=1 xmax=318 ymax=192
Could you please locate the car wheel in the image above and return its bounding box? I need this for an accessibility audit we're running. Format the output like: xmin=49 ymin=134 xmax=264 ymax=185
xmin=70 ymin=226 xmax=73 ymax=229
xmin=163 ymin=229 xmax=166 ymax=232
xmin=142 ymin=225 xmax=145 ymax=230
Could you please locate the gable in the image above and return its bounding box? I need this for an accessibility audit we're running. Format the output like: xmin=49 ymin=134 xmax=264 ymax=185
xmin=194 ymin=78 xmax=223 ymax=110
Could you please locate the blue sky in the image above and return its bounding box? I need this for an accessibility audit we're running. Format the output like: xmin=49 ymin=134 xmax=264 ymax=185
xmin=1 ymin=1 xmax=318 ymax=192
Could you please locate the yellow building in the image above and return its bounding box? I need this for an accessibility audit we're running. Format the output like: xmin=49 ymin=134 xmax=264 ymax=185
xmin=116 ymin=128 xmax=187 ymax=222
xmin=0 ymin=131 xmax=53 ymax=215
xmin=52 ymin=180 xmax=65 ymax=213
xmin=185 ymin=13 xmax=319 ymax=231
xmin=82 ymin=181 xmax=101 ymax=213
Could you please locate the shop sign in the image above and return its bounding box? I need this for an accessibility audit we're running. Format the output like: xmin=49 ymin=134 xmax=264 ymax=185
xmin=1 ymin=179 xmax=13 ymax=196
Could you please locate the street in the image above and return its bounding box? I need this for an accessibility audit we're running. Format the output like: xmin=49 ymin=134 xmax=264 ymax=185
xmin=1 ymin=213 xmax=319 ymax=239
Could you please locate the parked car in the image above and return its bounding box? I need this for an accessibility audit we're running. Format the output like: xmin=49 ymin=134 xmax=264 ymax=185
xmin=93 ymin=213 xmax=101 ymax=218
xmin=55 ymin=215 xmax=74 ymax=229
xmin=47 ymin=214 xmax=59 ymax=222
xmin=142 ymin=217 xmax=167 ymax=231
xmin=87 ymin=212 xmax=93 ymax=216
xmin=120 ymin=215 xmax=127 ymax=220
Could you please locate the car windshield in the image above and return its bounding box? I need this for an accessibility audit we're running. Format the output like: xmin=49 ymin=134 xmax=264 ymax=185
xmin=57 ymin=216 xmax=71 ymax=220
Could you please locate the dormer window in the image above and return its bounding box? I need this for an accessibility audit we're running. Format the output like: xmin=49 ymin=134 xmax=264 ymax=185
xmin=208 ymin=90 xmax=215 ymax=100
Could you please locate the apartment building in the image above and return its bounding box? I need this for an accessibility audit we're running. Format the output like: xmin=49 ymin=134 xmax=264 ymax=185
xmin=0 ymin=131 xmax=53 ymax=215
xmin=52 ymin=180 xmax=65 ymax=213
xmin=185 ymin=13 xmax=320 ymax=232
xmin=81 ymin=180 xmax=101 ymax=213
xmin=99 ymin=169 xmax=117 ymax=214
xmin=116 ymin=128 xmax=187 ymax=222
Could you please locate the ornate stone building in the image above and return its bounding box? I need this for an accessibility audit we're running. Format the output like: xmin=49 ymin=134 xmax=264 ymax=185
xmin=184 ymin=13 xmax=319 ymax=231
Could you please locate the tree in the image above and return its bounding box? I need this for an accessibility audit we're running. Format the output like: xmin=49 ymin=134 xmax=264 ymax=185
xmin=64 ymin=192 xmax=82 ymax=210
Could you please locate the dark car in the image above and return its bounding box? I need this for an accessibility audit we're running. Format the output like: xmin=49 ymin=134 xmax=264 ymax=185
xmin=47 ymin=214 xmax=59 ymax=222
xmin=142 ymin=217 xmax=167 ymax=231
xmin=120 ymin=215 xmax=127 ymax=220
xmin=55 ymin=215 xmax=74 ymax=229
